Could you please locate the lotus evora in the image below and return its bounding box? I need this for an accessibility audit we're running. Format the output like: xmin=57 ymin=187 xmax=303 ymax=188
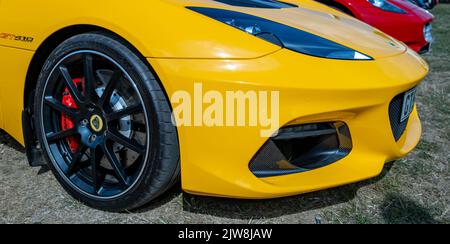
xmin=0 ymin=0 xmax=428 ymax=211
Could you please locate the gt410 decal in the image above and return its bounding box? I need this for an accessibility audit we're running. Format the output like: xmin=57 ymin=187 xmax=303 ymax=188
xmin=0 ymin=33 xmax=34 ymax=42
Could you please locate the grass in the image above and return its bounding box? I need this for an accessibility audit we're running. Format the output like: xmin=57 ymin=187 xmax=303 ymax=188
xmin=0 ymin=5 xmax=449 ymax=225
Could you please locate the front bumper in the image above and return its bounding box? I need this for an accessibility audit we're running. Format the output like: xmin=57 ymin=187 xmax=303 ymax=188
xmin=148 ymin=48 xmax=428 ymax=199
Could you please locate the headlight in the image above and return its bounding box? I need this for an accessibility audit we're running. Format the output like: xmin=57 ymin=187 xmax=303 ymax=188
xmin=424 ymin=24 xmax=433 ymax=43
xmin=188 ymin=7 xmax=372 ymax=60
xmin=368 ymin=0 xmax=407 ymax=13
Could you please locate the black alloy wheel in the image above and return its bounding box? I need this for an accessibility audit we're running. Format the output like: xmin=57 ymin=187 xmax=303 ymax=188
xmin=34 ymin=33 xmax=180 ymax=211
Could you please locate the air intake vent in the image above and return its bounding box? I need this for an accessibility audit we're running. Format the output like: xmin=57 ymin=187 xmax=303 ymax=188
xmin=249 ymin=122 xmax=352 ymax=178
xmin=389 ymin=92 xmax=410 ymax=141
xmin=213 ymin=0 xmax=297 ymax=8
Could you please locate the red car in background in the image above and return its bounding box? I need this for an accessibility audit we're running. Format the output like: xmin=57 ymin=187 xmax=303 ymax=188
xmin=316 ymin=0 xmax=434 ymax=53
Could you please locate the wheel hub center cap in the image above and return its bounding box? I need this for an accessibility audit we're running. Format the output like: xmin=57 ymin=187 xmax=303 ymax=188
xmin=90 ymin=114 xmax=104 ymax=132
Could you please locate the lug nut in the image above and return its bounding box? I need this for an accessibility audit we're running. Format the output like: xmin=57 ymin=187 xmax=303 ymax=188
xmin=81 ymin=119 xmax=89 ymax=126
xmin=90 ymin=135 xmax=97 ymax=143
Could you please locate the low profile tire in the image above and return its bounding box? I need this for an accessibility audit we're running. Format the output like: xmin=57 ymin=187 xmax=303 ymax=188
xmin=33 ymin=33 xmax=180 ymax=212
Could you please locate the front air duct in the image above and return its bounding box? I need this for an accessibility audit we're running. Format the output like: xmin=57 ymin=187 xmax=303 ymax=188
xmin=249 ymin=122 xmax=352 ymax=178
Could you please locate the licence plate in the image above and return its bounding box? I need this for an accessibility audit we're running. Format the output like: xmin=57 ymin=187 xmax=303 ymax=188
xmin=400 ymin=88 xmax=417 ymax=123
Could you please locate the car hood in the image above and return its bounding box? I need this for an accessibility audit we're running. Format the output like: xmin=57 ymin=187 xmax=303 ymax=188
xmin=169 ymin=0 xmax=407 ymax=59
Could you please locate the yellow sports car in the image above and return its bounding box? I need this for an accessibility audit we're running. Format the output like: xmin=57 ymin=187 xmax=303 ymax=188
xmin=0 ymin=0 xmax=428 ymax=211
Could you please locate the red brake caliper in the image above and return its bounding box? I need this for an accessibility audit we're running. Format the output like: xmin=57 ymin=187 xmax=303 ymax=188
xmin=61 ymin=78 xmax=85 ymax=152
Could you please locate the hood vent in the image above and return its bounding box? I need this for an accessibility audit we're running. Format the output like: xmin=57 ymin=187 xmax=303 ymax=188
xmin=213 ymin=0 xmax=297 ymax=8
